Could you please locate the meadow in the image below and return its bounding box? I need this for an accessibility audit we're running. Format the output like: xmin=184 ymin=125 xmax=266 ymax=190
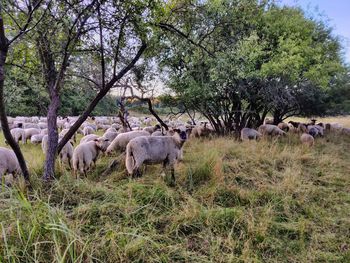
xmin=0 ymin=117 xmax=350 ymax=262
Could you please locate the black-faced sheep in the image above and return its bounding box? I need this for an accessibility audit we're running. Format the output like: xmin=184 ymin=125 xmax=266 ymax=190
xmin=240 ymin=128 xmax=262 ymax=141
xmin=72 ymin=137 xmax=110 ymax=177
xmin=125 ymin=127 xmax=189 ymax=185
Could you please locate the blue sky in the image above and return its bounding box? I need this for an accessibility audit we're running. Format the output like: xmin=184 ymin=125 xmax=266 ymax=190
xmin=279 ymin=0 xmax=350 ymax=64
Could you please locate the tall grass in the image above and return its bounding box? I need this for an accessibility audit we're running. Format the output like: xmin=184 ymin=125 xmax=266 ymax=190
xmin=0 ymin=116 xmax=350 ymax=262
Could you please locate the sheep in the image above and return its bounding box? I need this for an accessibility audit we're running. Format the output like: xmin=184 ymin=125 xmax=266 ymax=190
xmin=9 ymin=128 xmax=26 ymax=144
xmin=24 ymin=128 xmax=41 ymax=143
xmin=300 ymin=133 xmax=314 ymax=147
xmin=23 ymin=123 xmax=39 ymax=129
xmin=60 ymin=129 xmax=77 ymax=143
xmin=105 ymin=130 xmax=150 ymax=155
xmin=125 ymin=127 xmax=189 ymax=185
xmin=72 ymin=137 xmax=110 ymax=177
xmin=308 ymin=127 xmax=319 ymax=138
xmin=341 ymin=127 xmax=350 ymax=135
xmin=0 ymin=147 xmax=20 ymax=180
xmin=258 ymin=124 xmax=286 ymax=137
xmin=59 ymin=140 xmax=74 ymax=169
xmin=143 ymin=124 xmax=161 ymax=134
xmin=288 ymin=121 xmax=300 ymax=128
xmin=80 ymin=134 xmax=99 ymax=144
xmin=308 ymin=125 xmax=324 ymax=137
xmin=191 ymin=124 xmax=213 ymax=138
xmin=30 ymin=134 xmax=45 ymax=144
xmin=240 ymin=128 xmax=262 ymax=141
xmin=83 ymin=126 xmax=95 ymax=136
xmin=106 ymin=127 xmax=117 ymax=133
xmin=277 ymin=122 xmax=289 ymax=132
xmin=297 ymin=123 xmax=308 ymax=133
xmin=102 ymin=131 xmax=118 ymax=142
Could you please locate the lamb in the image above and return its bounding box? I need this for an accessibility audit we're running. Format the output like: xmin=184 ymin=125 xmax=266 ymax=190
xmin=0 ymin=147 xmax=20 ymax=179
xmin=240 ymin=128 xmax=262 ymax=141
xmin=143 ymin=124 xmax=161 ymax=134
xmin=277 ymin=122 xmax=289 ymax=132
xmin=125 ymin=127 xmax=189 ymax=185
xmin=258 ymin=124 xmax=286 ymax=137
xmin=72 ymin=137 xmax=110 ymax=177
xmin=24 ymin=128 xmax=41 ymax=143
xmin=83 ymin=126 xmax=95 ymax=136
xmin=300 ymin=133 xmax=314 ymax=147
xmin=105 ymin=130 xmax=150 ymax=155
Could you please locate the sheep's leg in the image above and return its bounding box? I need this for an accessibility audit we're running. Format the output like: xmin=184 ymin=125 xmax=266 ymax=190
xmin=170 ymin=165 xmax=176 ymax=187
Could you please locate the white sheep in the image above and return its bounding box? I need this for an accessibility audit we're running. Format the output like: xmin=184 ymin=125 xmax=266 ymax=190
xmin=24 ymin=128 xmax=41 ymax=143
xmin=125 ymin=127 xmax=189 ymax=185
xmin=83 ymin=126 xmax=95 ymax=136
xmin=102 ymin=131 xmax=118 ymax=142
xmin=59 ymin=140 xmax=74 ymax=169
xmin=0 ymin=147 xmax=20 ymax=179
xmin=240 ymin=128 xmax=262 ymax=141
xmin=10 ymin=128 xmax=26 ymax=144
xmin=105 ymin=130 xmax=150 ymax=155
xmin=258 ymin=124 xmax=286 ymax=137
xmin=80 ymin=134 xmax=99 ymax=144
xmin=300 ymin=133 xmax=314 ymax=147
xmin=72 ymin=137 xmax=110 ymax=177
xmin=41 ymin=135 xmax=48 ymax=154
xmin=30 ymin=134 xmax=45 ymax=144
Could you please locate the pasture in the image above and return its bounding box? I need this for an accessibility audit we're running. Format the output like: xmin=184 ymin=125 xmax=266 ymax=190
xmin=0 ymin=116 xmax=350 ymax=262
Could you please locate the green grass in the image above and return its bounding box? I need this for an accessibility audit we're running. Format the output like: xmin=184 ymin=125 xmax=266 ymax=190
xmin=0 ymin=118 xmax=350 ymax=262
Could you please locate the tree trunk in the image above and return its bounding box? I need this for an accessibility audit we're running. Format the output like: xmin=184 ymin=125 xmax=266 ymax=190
xmin=0 ymin=46 xmax=30 ymax=181
xmin=43 ymin=87 xmax=59 ymax=180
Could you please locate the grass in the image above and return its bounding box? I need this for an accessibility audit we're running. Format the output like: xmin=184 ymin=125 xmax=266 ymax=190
xmin=0 ymin=116 xmax=350 ymax=262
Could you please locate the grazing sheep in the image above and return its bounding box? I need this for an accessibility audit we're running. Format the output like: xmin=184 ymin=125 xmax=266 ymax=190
xmin=72 ymin=137 xmax=110 ymax=177
xmin=143 ymin=124 xmax=161 ymax=134
xmin=80 ymin=134 xmax=99 ymax=144
xmin=297 ymin=123 xmax=308 ymax=133
xmin=308 ymin=125 xmax=324 ymax=137
xmin=59 ymin=141 xmax=74 ymax=169
xmin=83 ymin=126 xmax=95 ymax=136
xmin=106 ymin=130 xmax=150 ymax=155
xmin=0 ymin=147 xmax=20 ymax=179
xmin=24 ymin=128 xmax=41 ymax=143
xmin=308 ymin=127 xmax=319 ymax=138
xmin=30 ymin=134 xmax=45 ymax=144
xmin=300 ymin=133 xmax=314 ymax=147
xmin=106 ymin=127 xmax=117 ymax=133
xmin=258 ymin=124 xmax=286 ymax=137
xmin=277 ymin=122 xmax=289 ymax=132
xmin=102 ymin=131 xmax=118 ymax=142
xmin=125 ymin=127 xmax=189 ymax=185
xmin=10 ymin=128 xmax=26 ymax=144
xmin=288 ymin=121 xmax=300 ymax=128
xmin=191 ymin=124 xmax=213 ymax=138
xmin=240 ymin=128 xmax=262 ymax=141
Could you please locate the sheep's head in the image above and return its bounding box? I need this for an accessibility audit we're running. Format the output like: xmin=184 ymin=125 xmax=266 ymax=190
xmin=94 ymin=137 xmax=110 ymax=152
xmin=174 ymin=127 xmax=188 ymax=141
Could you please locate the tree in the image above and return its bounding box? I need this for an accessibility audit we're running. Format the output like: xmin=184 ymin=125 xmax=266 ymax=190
xmin=0 ymin=0 xmax=43 ymax=182
xmin=158 ymin=0 xmax=345 ymax=133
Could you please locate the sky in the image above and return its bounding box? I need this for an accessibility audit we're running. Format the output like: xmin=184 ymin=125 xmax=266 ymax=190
xmin=279 ymin=0 xmax=350 ymax=64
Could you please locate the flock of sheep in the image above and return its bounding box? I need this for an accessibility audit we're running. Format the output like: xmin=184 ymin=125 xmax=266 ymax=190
xmin=0 ymin=115 xmax=349 ymax=185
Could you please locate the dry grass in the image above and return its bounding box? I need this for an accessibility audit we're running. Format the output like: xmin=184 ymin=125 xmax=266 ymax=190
xmin=0 ymin=116 xmax=349 ymax=262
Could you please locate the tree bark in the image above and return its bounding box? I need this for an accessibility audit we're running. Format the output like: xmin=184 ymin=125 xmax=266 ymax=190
xmin=0 ymin=18 xmax=30 ymax=182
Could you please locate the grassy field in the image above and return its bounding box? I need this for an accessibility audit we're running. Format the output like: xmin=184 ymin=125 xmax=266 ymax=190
xmin=0 ymin=117 xmax=350 ymax=262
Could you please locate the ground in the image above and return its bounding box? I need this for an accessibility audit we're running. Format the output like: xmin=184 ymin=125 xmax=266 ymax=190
xmin=0 ymin=116 xmax=349 ymax=262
